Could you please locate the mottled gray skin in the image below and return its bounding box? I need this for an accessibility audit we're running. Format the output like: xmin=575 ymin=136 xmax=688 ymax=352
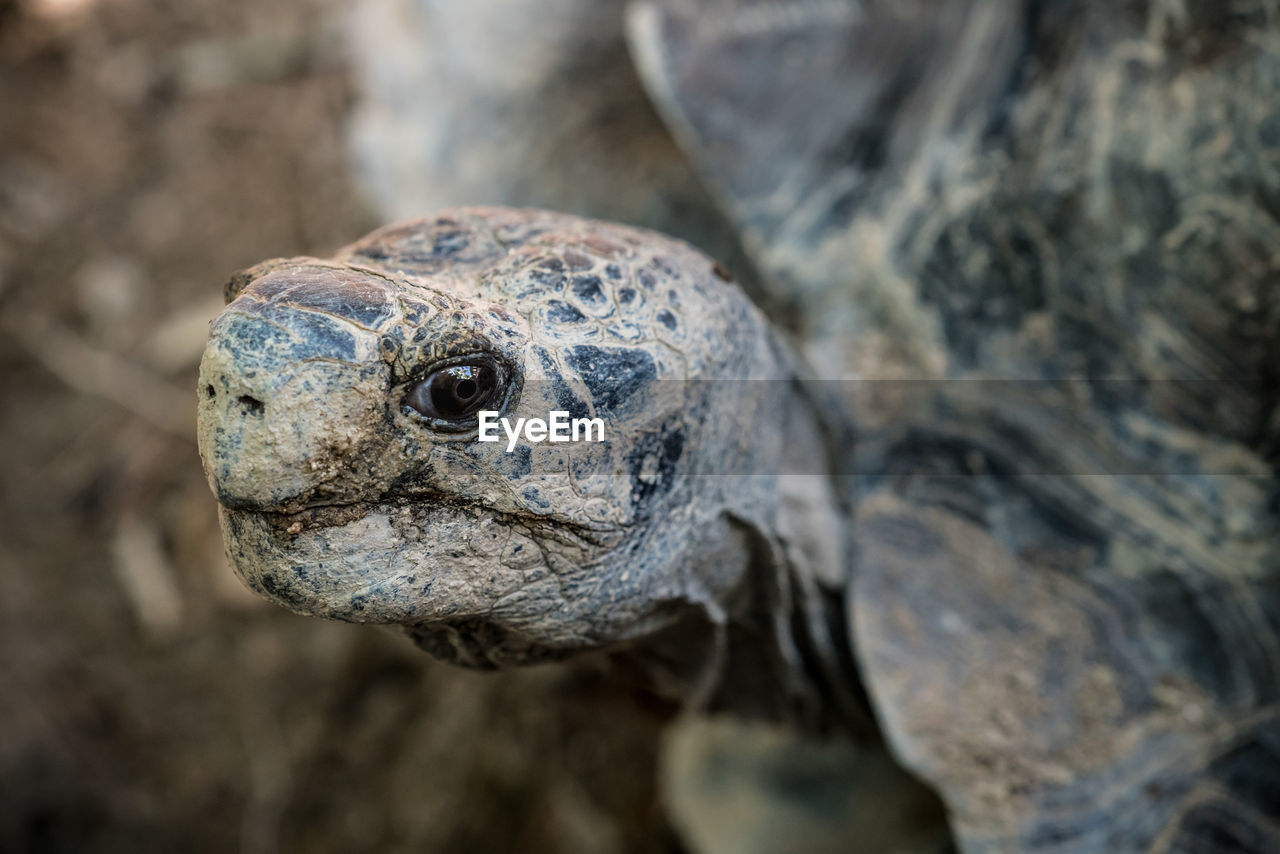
xmin=203 ymin=1 xmax=1280 ymax=853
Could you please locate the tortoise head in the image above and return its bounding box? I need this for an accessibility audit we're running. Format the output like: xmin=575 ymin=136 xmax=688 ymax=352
xmin=198 ymin=208 xmax=819 ymax=668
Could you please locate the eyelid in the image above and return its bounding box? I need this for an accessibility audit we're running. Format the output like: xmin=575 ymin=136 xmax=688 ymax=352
xmin=400 ymin=352 xmax=518 ymax=434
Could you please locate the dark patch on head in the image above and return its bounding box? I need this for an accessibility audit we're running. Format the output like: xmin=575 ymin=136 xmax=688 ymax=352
xmin=399 ymin=299 xmax=428 ymax=325
xmin=652 ymin=257 xmax=677 ymax=279
xmin=626 ymin=423 xmax=686 ymax=507
xmin=656 ymin=310 xmax=678 ymax=331
xmin=617 ymin=288 xmax=636 ymax=305
xmin=564 ymin=346 xmax=657 ymax=412
xmin=248 ymin=269 xmax=397 ymax=330
xmin=379 ymin=334 xmax=399 ymax=363
xmin=254 ymin=568 xmax=312 ymax=612
xmin=213 ymin=305 xmax=361 ymax=366
xmin=571 ymin=275 xmax=605 ymax=304
xmin=637 ymin=268 xmax=657 ymax=290
xmin=526 ymin=263 xmax=567 ymax=295
xmin=555 ymin=389 xmax=590 ymax=420
xmin=605 ymin=263 xmax=623 ymax=280
xmin=546 ymin=300 xmax=586 ymax=324
xmin=257 ymin=302 xmax=362 ymax=361
xmin=536 ymin=348 xmax=590 ymax=419
xmin=505 ymin=445 xmax=533 ymax=479
xmin=430 ymin=224 xmax=470 ymax=257
xmin=521 ymin=486 xmax=551 ymax=509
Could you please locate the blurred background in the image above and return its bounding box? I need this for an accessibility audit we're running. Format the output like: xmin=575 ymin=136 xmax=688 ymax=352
xmin=0 ymin=0 xmax=721 ymax=850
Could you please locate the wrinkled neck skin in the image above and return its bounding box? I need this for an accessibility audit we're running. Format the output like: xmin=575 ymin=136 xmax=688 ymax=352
xmin=570 ymin=374 xmax=869 ymax=736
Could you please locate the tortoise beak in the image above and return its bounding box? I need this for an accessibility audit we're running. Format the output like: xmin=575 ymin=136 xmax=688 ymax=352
xmin=196 ymin=263 xmax=398 ymax=511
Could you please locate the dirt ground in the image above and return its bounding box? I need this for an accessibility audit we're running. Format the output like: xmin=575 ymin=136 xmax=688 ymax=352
xmin=0 ymin=1 xmax=679 ymax=851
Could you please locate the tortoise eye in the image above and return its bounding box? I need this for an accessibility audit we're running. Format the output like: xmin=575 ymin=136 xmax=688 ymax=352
xmin=405 ymin=360 xmax=502 ymax=427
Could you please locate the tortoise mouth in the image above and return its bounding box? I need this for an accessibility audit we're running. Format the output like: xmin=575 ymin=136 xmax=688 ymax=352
xmin=258 ymin=501 xmax=378 ymax=533
xmin=218 ymin=498 xmax=591 ymax=627
xmin=225 ymin=488 xmax=623 ymax=545
xmin=218 ymin=500 xmax=474 ymax=623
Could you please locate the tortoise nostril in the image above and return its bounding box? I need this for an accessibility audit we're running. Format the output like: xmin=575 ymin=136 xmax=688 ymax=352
xmin=205 ymin=384 xmax=216 ymax=399
xmin=237 ymin=395 xmax=264 ymax=415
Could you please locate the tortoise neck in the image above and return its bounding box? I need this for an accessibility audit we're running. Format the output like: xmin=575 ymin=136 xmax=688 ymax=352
xmin=706 ymin=520 xmax=876 ymax=736
xmin=711 ymin=371 xmax=868 ymax=733
xmin=599 ymin=518 xmax=872 ymax=736
xmin=602 ymin=371 xmax=871 ymax=735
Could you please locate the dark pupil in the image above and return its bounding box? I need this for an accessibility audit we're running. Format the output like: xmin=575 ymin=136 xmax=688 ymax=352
xmin=407 ymin=364 xmax=496 ymax=421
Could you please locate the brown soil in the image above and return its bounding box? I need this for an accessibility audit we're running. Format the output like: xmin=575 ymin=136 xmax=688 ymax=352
xmin=0 ymin=1 xmax=676 ymax=851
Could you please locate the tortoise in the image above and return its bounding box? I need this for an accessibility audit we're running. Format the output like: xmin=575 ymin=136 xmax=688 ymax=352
xmin=198 ymin=1 xmax=1280 ymax=852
